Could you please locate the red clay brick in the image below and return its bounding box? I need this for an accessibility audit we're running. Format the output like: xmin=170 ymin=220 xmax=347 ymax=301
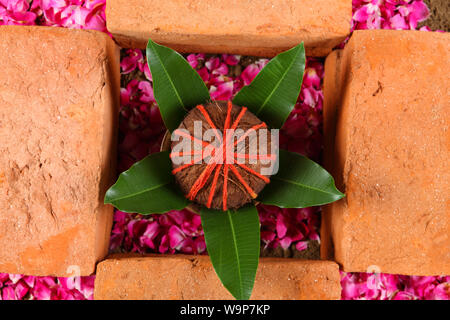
xmin=321 ymin=30 xmax=450 ymax=276
xmin=0 ymin=26 xmax=120 ymax=276
xmin=106 ymin=0 xmax=352 ymax=57
xmin=94 ymin=254 xmax=341 ymax=300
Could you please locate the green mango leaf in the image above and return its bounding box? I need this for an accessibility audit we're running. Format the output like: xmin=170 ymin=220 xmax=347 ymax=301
xmin=258 ymin=150 xmax=345 ymax=208
xmin=232 ymin=43 xmax=306 ymax=129
xmin=105 ymin=151 xmax=189 ymax=214
xmin=146 ymin=39 xmax=210 ymax=132
xmin=201 ymin=205 xmax=260 ymax=300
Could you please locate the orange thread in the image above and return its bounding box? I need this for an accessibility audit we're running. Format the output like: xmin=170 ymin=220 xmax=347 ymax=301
xmin=229 ymin=165 xmax=257 ymax=199
xmin=172 ymin=162 xmax=195 ymax=174
xmin=222 ymin=164 xmax=229 ymax=211
xmin=207 ymin=164 xmax=223 ymax=208
xmin=174 ymin=101 xmax=270 ymax=210
xmin=224 ymin=101 xmax=232 ymax=131
xmin=233 ymin=122 xmax=267 ymax=147
xmin=231 ymin=107 xmax=247 ymax=130
xmin=187 ymin=163 xmax=218 ymax=200
xmin=197 ymin=104 xmax=222 ymax=143
xmin=237 ymin=163 xmax=270 ymax=183
xmin=173 ymin=129 xmax=210 ymax=147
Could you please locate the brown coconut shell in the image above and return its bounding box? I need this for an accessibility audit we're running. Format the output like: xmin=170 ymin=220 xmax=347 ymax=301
xmin=169 ymin=101 xmax=276 ymax=211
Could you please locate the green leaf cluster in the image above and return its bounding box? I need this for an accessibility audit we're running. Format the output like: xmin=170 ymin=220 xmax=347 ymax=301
xmin=105 ymin=39 xmax=344 ymax=300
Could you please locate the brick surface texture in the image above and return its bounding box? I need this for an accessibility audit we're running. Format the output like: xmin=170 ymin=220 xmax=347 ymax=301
xmin=0 ymin=26 xmax=120 ymax=276
xmin=321 ymin=30 xmax=450 ymax=276
xmin=106 ymin=0 xmax=351 ymax=57
xmin=94 ymin=254 xmax=342 ymax=300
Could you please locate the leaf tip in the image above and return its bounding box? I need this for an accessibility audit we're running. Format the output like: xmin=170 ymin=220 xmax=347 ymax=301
xmin=146 ymin=38 xmax=156 ymax=49
xmin=103 ymin=190 xmax=114 ymax=205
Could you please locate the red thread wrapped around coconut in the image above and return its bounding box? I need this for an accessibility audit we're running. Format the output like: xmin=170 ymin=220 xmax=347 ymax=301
xmin=171 ymin=101 xmax=276 ymax=210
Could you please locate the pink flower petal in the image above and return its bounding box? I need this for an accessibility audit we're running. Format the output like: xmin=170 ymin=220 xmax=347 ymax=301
xmin=14 ymin=281 xmax=29 ymax=300
xmin=222 ymin=54 xmax=240 ymax=66
xmin=2 ymin=286 xmax=15 ymax=300
xmin=210 ymin=81 xmax=233 ymax=101
xmin=295 ymin=241 xmax=308 ymax=251
xmin=120 ymin=49 xmax=144 ymax=74
xmin=205 ymin=57 xmax=220 ymax=71
xmin=240 ymin=64 xmax=260 ymax=85
xmin=137 ymin=80 xmax=155 ymax=103
xmin=32 ymin=281 xmax=52 ymax=300
xmin=353 ymin=6 xmax=369 ymax=22
xmin=279 ymin=236 xmax=292 ymax=249
xmin=303 ymin=68 xmax=321 ymax=88
xmin=390 ymin=13 xmax=409 ymax=29
xmin=168 ymin=225 xmax=185 ymax=249
xmin=276 ymin=213 xmax=288 ymax=238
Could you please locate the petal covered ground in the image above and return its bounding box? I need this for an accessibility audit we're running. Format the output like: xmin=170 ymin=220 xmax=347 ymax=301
xmin=0 ymin=0 xmax=448 ymax=300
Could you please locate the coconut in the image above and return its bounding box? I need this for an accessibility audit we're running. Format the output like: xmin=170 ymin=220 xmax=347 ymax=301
xmin=170 ymin=101 xmax=276 ymax=210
